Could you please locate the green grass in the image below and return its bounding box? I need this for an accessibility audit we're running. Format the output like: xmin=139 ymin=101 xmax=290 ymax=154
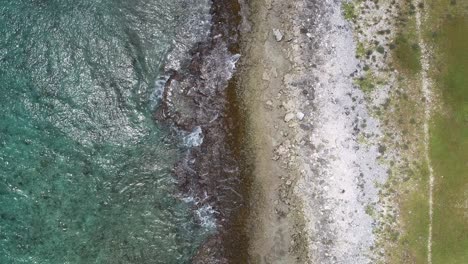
xmin=372 ymin=1 xmax=429 ymax=262
xmin=393 ymin=34 xmax=421 ymax=74
xmin=349 ymin=1 xmax=467 ymax=261
xmin=365 ymin=204 xmax=376 ymax=217
xmin=356 ymin=41 xmax=366 ymax=58
xmin=355 ymin=71 xmax=375 ymax=93
xmin=390 ymin=0 xmax=421 ymax=76
xmin=429 ymin=15 xmax=468 ymax=264
xmin=384 ymin=1 xmax=468 ymax=263
xmin=396 ymin=165 xmax=430 ymax=263
xmin=342 ymin=2 xmax=357 ymax=21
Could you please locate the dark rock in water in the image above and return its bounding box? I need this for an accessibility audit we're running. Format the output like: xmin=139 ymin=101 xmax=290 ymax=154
xmin=155 ymin=0 xmax=250 ymax=262
xmin=192 ymin=235 xmax=229 ymax=264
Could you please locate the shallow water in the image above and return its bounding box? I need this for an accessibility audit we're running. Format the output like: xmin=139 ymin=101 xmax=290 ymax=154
xmin=0 ymin=0 xmax=211 ymax=263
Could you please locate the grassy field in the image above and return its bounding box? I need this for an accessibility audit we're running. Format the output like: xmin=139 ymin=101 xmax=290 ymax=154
xmin=397 ymin=1 xmax=468 ymax=262
xmin=427 ymin=9 xmax=468 ymax=264
xmin=385 ymin=1 xmax=430 ymax=262
xmin=344 ymin=0 xmax=467 ymax=262
xmin=380 ymin=0 xmax=468 ymax=262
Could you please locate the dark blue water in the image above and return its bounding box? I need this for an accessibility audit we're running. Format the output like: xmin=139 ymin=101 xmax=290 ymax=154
xmin=0 ymin=0 xmax=211 ymax=263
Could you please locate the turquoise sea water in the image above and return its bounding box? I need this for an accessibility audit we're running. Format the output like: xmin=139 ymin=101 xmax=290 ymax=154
xmin=0 ymin=0 xmax=209 ymax=263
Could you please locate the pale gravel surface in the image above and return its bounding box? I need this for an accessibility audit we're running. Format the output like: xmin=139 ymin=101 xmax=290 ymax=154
xmin=288 ymin=1 xmax=387 ymax=263
xmin=240 ymin=0 xmax=446 ymax=262
xmin=240 ymin=0 xmax=392 ymax=263
xmin=239 ymin=0 xmax=429 ymax=263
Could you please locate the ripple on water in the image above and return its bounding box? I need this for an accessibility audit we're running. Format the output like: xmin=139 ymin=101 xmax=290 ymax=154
xmin=0 ymin=0 xmax=213 ymax=263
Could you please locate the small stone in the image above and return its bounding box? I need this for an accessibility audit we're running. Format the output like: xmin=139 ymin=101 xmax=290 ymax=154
xmin=266 ymin=100 xmax=273 ymax=106
xmin=284 ymin=113 xmax=295 ymax=122
xmin=262 ymin=71 xmax=270 ymax=81
xmin=272 ymin=28 xmax=283 ymax=42
xmin=296 ymin=112 xmax=305 ymax=120
xmin=271 ymin=67 xmax=278 ymax=77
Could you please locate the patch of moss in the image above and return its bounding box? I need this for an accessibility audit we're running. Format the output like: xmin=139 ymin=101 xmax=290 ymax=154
xmin=365 ymin=204 xmax=376 ymax=217
xmin=396 ymin=164 xmax=430 ymax=263
xmin=376 ymin=45 xmax=385 ymax=54
xmin=356 ymin=41 xmax=366 ymax=58
xmin=393 ymin=34 xmax=421 ymax=74
xmin=342 ymin=2 xmax=357 ymax=21
xmin=355 ymin=71 xmax=375 ymax=93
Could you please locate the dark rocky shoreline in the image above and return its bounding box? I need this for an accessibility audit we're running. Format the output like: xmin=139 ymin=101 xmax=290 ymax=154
xmin=154 ymin=0 xmax=250 ymax=262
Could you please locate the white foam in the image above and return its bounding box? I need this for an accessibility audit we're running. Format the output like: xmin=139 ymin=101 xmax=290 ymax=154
xmin=150 ymin=75 xmax=170 ymax=109
xmin=227 ymin=54 xmax=241 ymax=79
xmin=183 ymin=126 xmax=204 ymax=147
xmin=181 ymin=194 xmax=217 ymax=230
xmin=195 ymin=204 xmax=218 ymax=230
